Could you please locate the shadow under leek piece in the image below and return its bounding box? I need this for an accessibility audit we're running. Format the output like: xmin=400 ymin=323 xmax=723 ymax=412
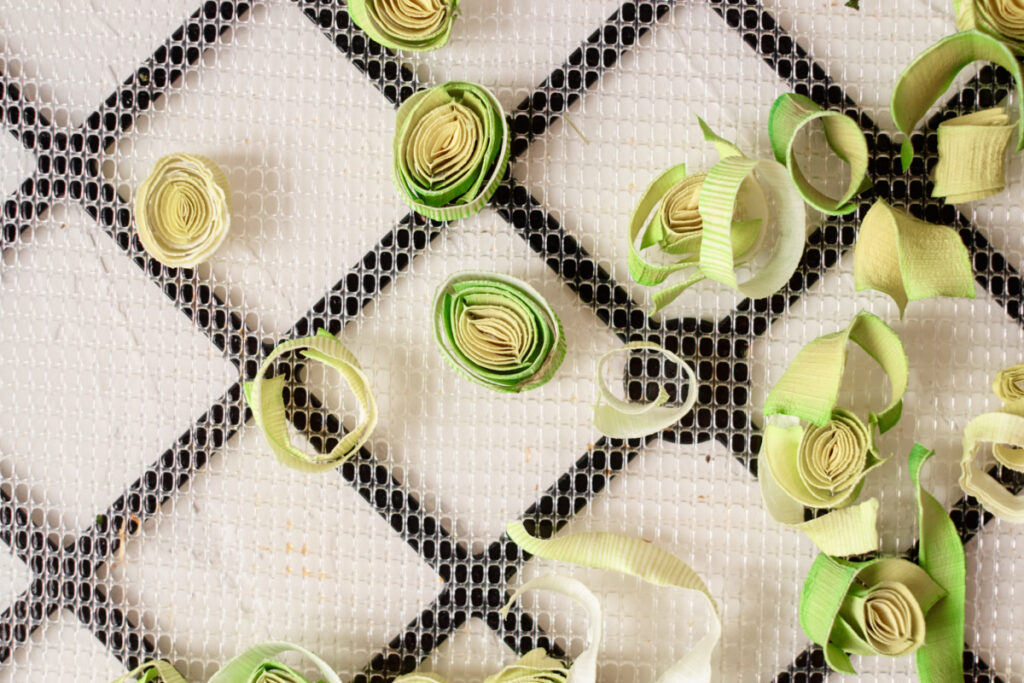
xmin=627 ymin=118 xmax=806 ymax=313
xmin=393 ymin=81 xmax=509 ymax=221
xmin=432 ymin=271 xmax=565 ymax=392
xmin=759 ymin=311 xmax=909 ymax=556
xmin=960 ymin=361 xmax=1024 ymax=520
xmin=503 ymin=522 xmax=721 ymax=682
xmin=767 ymin=93 xmax=872 ymax=215
xmin=348 ymin=0 xmax=459 ymax=52
xmin=853 ymin=200 xmax=975 ymax=316
xmin=800 ymin=445 xmax=965 ymax=682
xmin=134 ymin=153 xmax=231 ymax=268
xmin=243 ymin=329 xmax=378 ymax=472
xmin=111 ymin=641 xmax=342 ymax=683
xmin=892 ymin=29 xmax=1023 ymax=202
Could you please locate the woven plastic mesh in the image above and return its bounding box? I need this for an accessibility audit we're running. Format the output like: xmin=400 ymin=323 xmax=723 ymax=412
xmin=0 ymin=0 xmax=1021 ymax=682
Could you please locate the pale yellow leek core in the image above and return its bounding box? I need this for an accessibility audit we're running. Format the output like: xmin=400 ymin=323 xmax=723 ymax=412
xmin=134 ymin=153 xmax=231 ymax=268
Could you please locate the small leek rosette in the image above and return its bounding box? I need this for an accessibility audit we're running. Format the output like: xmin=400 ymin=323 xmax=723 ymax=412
xmin=432 ymin=271 xmax=565 ymax=393
xmin=393 ymin=81 xmax=509 ymax=221
xmin=956 ymin=0 xmax=1024 ymax=52
xmin=134 ymin=153 xmax=231 ymax=267
xmin=759 ymin=311 xmax=909 ymax=556
xmin=800 ymin=446 xmax=965 ymax=681
xmin=395 ymin=650 xmax=568 ymax=683
xmin=348 ymin=0 xmax=459 ymax=52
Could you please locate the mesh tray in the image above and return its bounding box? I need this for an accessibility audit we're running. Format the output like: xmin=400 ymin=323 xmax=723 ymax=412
xmin=0 ymin=1 xmax=1021 ymax=681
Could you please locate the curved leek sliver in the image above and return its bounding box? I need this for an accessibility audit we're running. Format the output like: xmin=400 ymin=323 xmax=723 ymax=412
xmin=960 ymin=363 xmax=1024 ymax=522
xmin=348 ymin=0 xmax=459 ymax=52
xmin=800 ymin=445 xmax=964 ymax=681
xmin=506 ymin=522 xmax=721 ymax=682
xmin=393 ymin=81 xmax=509 ymax=221
xmin=853 ymin=200 xmax=975 ymax=316
xmin=592 ymin=342 xmax=697 ymax=439
xmin=891 ymin=30 xmax=1024 ymax=172
xmin=932 ymin=105 xmax=1015 ymax=202
xmin=432 ymin=271 xmax=565 ymax=392
xmin=955 ymin=0 xmax=1024 ymax=53
xmin=134 ymin=153 xmax=231 ymax=268
xmin=110 ymin=642 xmax=343 ymax=683
xmin=243 ymin=329 xmax=378 ymax=472
xmin=768 ymin=93 xmax=872 ymax=215
xmin=763 ymin=310 xmax=908 ymax=433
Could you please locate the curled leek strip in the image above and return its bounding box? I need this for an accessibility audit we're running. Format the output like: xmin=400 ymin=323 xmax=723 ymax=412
xmin=932 ymin=105 xmax=1016 ymax=202
xmin=432 ymin=271 xmax=565 ymax=392
xmin=394 ymin=648 xmax=568 ymax=683
xmin=760 ymin=311 xmax=909 ymax=555
xmin=853 ymin=199 xmax=975 ymax=316
xmin=134 ymin=153 xmax=231 ymax=268
xmin=243 ymin=329 xmax=378 ymax=472
xmin=506 ymin=522 xmax=721 ymax=682
xmin=891 ymin=30 xmax=1024 ymax=172
xmin=767 ymin=93 xmax=872 ymax=215
xmin=592 ymin=341 xmax=697 ymax=439
xmin=110 ymin=642 xmax=343 ymax=683
xmin=800 ymin=445 xmax=965 ymax=681
xmin=348 ymin=0 xmax=459 ymax=52
xmin=393 ymin=81 xmax=509 ymax=221
xmin=960 ymin=362 xmax=1024 ymax=521
xmin=763 ymin=310 xmax=909 ymax=433
xmin=955 ymin=0 xmax=1024 ymax=53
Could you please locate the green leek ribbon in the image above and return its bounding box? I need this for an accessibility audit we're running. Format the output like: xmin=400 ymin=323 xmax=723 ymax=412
xmin=243 ymin=329 xmax=378 ymax=472
xmin=393 ymin=81 xmax=509 ymax=221
xmin=960 ymin=362 xmax=1024 ymax=521
xmin=592 ymin=342 xmax=698 ymax=439
xmin=627 ymin=118 xmax=806 ymax=313
xmin=134 ymin=153 xmax=231 ymax=268
xmin=799 ymin=445 xmax=965 ymax=681
xmin=394 ymin=648 xmax=568 ymax=683
xmin=760 ymin=311 xmax=909 ymax=555
xmin=853 ymin=200 xmax=975 ymax=316
xmin=506 ymin=522 xmax=721 ymax=682
xmin=348 ymin=0 xmax=459 ymax=52
xmin=768 ymin=93 xmax=872 ymax=215
xmin=955 ymin=0 xmax=1024 ymax=53
xmin=891 ymin=30 xmax=1024 ymax=174
xmin=112 ymin=642 xmax=343 ymax=683
xmin=932 ymin=105 xmax=1016 ymax=202
xmin=432 ymin=271 xmax=565 ymax=392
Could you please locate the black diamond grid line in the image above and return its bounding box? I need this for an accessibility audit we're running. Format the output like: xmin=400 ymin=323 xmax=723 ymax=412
xmin=0 ymin=0 xmax=1015 ymax=679
xmin=0 ymin=0 xmax=686 ymax=678
xmin=708 ymin=1 xmax=1022 ymax=681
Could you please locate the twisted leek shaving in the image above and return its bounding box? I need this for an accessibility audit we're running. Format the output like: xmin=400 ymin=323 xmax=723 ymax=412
xmin=393 ymin=81 xmax=509 ymax=221
xmin=432 ymin=271 xmax=565 ymax=392
xmin=348 ymin=0 xmax=459 ymax=52
xmin=627 ymin=118 xmax=805 ymax=313
xmin=960 ymin=361 xmax=1024 ymax=521
xmin=800 ymin=445 xmax=965 ymax=681
xmin=134 ymin=153 xmax=231 ymax=268
xmin=768 ymin=93 xmax=872 ymax=215
xmin=853 ymin=200 xmax=975 ymax=317
xmin=243 ymin=329 xmax=377 ymax=472
xmin=759 ymin=311 xmax=909 ymax=556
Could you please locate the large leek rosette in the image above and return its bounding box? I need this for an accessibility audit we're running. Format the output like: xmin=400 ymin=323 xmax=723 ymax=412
xmin=348 ymin=0 xmax=459 ymax=52
xmin=759 ymin=311 xmax=909 ymax=556
xmin=134 ymin=153 xmax=231 ymax=267
xmin=393 ymin=81 xmax=509 ymax=221
xmin=432 ymin=271 xmax=565 ymax=393
xmin=800 ymin=446 xmax=965 ymax=681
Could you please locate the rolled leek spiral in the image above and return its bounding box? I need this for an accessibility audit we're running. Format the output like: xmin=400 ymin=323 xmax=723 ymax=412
xmin=134 ymin=153 xmax=231 ymax=268
xmin=348 ymin=0 xmax=459 ymax=52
